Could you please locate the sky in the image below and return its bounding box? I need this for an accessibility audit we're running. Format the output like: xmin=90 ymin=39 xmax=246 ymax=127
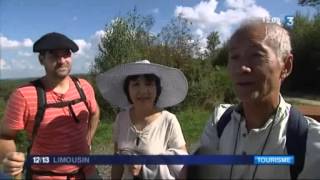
xmin=0 ymin=0 xmax=317 ymax=79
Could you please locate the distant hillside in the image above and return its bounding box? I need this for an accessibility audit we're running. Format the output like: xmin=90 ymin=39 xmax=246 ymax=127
xmin=0 ymin=74 xmax=91 ymax=101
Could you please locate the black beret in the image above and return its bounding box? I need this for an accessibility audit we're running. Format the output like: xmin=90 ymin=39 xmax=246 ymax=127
xmin=33 ymin=32 xmax=79 ymax=53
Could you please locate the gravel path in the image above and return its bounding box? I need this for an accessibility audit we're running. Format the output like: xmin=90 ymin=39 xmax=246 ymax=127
xmin=92 ymin=144 xmax=113 ymax=179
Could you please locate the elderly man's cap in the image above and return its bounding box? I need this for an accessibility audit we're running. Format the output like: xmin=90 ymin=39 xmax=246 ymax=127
xmin=33 ymin=32 xmax=79 ymax=53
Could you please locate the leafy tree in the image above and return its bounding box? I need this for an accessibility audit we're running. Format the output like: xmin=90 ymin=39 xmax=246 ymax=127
xmin=91 ymin=8 xmax=155 ymax=118
xmin=157 ymin=16 xmax=200 ymax=68
xmin=211 ymin=43 xmax=228 ymax=66
xmin=91 ymin=9 xmax=236 ymax=114
xmin=205 ymin=31 xmax=220 ymax=59
xmin=284 ymin=13 xmax=320 ymax=93
xmin=298 ymin=0 xmax=320 ymax=6
xmin=92 ymin=8 xmax=155 ymax=74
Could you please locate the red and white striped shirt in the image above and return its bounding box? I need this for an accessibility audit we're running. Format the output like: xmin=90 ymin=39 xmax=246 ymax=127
xmin=3 ymin=77 xmax=98 ymax=175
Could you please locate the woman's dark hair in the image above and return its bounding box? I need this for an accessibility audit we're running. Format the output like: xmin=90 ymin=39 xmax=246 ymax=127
xmin=123 ymin=74 xmax=161 ymax=104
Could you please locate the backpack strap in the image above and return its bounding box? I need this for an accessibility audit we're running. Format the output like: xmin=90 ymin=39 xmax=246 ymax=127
xmin=217 ymin=106 xmax=236 ymax=138
xmin=186 ymin=106 xmax=236 ymax=179
xmin=286 ymin=107 xmax=308 ymax=180
xmin=25 ymin=78 xmax=47 ymax=179
xmin=191 ymin=105 xmax=308 ymax=180
xmin=30 ymin=79 xmax=47 ymax=145
xmin=70 ymin=76 xmax=90 ymax=113
xmin=29 ymin=76 xmax=90 ymax=139
xmin=24 ymin=77 xmax=91 ymax=178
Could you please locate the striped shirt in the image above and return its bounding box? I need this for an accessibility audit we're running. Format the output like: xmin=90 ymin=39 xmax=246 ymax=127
xmin=3 ymin=77 xmax=97 ymax=174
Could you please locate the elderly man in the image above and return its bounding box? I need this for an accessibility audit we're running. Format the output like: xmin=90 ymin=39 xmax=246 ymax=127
xmin=190 ymin=21 xmax=320 ymax=179
xmin=0 ymin=32 xmax=101 ymax=179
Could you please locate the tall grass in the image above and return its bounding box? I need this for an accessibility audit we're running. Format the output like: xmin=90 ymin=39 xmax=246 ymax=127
xmin=91 ymin=120 xmax=114 ymax=154
xmin=176 ymin=108 xmax=210 ymax=151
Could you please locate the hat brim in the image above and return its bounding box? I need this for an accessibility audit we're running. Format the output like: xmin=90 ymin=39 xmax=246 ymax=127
xmin=96 ymin=62 xmax=188 ymax=108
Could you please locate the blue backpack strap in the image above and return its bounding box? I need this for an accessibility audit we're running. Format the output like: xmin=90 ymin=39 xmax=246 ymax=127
xmin=186 ymin=105 xmax=236 ymax=179
xmin=217 ymin=106 xmax=236 ymax=138
xmin=201 ymin=105 xmax=307 ymax=180
xmin=186 ymin=106 xmax=235 ymax=179
xmin=286 ymin=107 xmax=308 ymax=180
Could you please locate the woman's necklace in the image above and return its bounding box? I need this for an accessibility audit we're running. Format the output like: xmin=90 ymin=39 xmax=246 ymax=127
xmin=131 ymin=109 xmax=161 ymax=147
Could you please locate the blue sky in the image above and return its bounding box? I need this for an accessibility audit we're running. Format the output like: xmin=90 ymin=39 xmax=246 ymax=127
xmin=0 ymin=0 xmax=317 ymax=79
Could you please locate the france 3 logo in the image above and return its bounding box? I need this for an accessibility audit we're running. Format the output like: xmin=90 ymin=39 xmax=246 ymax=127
xmin=284 ymin=16 xmax=294 ymax=28
xmin=262 ymin=16 xmax=294 ymax=28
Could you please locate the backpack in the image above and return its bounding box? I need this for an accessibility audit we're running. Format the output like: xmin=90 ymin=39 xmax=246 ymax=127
xmin=187 ymin=106 xmax=308 ymax=180
xmin=24 ymin=76 xmax=90 ymax=178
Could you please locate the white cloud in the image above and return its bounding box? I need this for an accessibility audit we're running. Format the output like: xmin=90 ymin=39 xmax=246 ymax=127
xmin=94 ymin=30 xmax=106 ymax=40
xmin=18 ymin=51 xmax=33 ymax=57
xmin=71 ymin=30 xmax=105 ymax=74
xmin=175 ymin=0 xmax=270 ymax=48
xmin=0 ymin=36 xmax=33 ymax=48
xmin=22 ymin=38 xmax=33 ymax=47
xmin=0 ymin=36 xmax=20 ymax=48
xmin=0 ymin=58 xmax=11 ymax=70
xmin=74 ymin=39 xmax=92 ymax=56
xmin=91 ymin=30 xmax=105 ymax=50
xmin=0 ymin=30 xmax=106 ymax=79
xmin=152 ymin=8 xmax=159 ymax=14
xmin=225 ymin=0 xmax=255 ymax=9
xmin=10 ymin=58 xmax=37 ymax=70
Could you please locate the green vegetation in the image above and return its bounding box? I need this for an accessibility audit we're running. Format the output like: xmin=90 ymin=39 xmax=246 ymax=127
xmin=0 ymin=78 xmax=211 ymax=153
xmin=0 ymin=108 xmax=210 ymax=154
xmin=91 ymin=8 xmax=238 ymax=120
xmin=1 ymin=2 xmax=320 ymax=157
xmin=0 ymin=98 xmax=5 ymax=118
xmin=90 ymin=107 xmax=210 ymax=153
xmin=0 ymin=78 xmax=35 ymax=102
xmin=176 ymin=108 xmax=210 ymax=148
xmin=283 ymin=12 xmax=320 ymax=93
xmin=91 ymin=120 xmax=114 ymax=154
xmin=298 ymin=0 xmax=320 ymax=6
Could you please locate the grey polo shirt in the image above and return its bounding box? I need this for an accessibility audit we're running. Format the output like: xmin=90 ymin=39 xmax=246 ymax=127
xmin=199 ymin=97 xmax=320 ymax=179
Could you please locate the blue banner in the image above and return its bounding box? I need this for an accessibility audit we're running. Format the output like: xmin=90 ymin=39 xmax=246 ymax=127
xmin=27 ymin=155 xmax=253 ymax=165
xmin=26 ymin=155 xmax=294 ymax=166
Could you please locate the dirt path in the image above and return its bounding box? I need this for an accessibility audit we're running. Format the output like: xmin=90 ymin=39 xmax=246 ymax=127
xmin=285 ymin=97 xmax=320 ymax=106
xmin=285 ymin=97 xmax=320 ymax=121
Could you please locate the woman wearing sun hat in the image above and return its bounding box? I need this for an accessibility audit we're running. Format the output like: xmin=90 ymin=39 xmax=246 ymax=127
xmin=96 ymin=60 xmax=188 ymax=179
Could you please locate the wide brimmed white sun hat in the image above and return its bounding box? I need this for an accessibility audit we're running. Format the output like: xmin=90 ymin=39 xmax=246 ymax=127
xmin=96 ymin=60 xmax=188 ymax=108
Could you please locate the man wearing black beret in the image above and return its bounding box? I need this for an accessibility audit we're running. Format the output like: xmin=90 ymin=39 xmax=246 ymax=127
xmin=0 ymin=32 xmax=101 ymax=179
xmin=33 ymin=32 xmax=79 ymax=53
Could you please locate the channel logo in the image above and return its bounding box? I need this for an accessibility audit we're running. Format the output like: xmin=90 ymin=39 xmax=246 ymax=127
xmin=284 ymin=16 xmax=295 ymax=27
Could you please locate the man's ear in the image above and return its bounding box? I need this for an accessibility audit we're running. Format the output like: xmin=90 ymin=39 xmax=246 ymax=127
xmin=281 ymin=54 xmax=293 ymax=80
